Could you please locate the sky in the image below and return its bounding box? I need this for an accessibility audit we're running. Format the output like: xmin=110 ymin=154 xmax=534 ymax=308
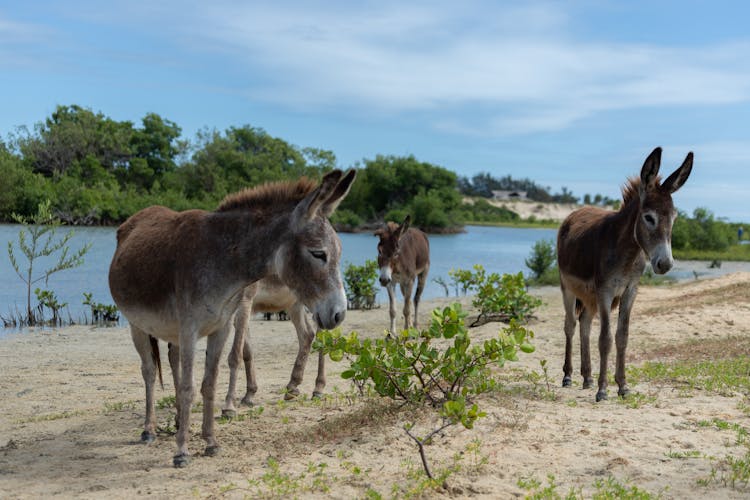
xmin=2 ymin=1 xmax=750 ymax=221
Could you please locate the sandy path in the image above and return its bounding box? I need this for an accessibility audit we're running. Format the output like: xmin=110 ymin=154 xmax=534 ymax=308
xmin=1 ymin=274 xmax=750 ymax=498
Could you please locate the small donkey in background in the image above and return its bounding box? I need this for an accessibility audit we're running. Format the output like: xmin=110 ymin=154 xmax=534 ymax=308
xmin=375 ymin=215 xmax=430 ymax=333
xmin=557 ymin=147 xmax=693 ymax=402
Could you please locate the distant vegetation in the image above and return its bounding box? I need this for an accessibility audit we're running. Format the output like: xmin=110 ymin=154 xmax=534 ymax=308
xmin=1 ymin=104 xmax=748 ymax=245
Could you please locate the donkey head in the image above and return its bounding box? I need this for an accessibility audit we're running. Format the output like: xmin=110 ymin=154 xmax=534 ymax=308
xmin=635 ymin=147 xmax=693 ymax=274
xmin=274 ymin=169 xmax=356 ymax=330
xmin=374 ymin=215 xmax=411 ymax=286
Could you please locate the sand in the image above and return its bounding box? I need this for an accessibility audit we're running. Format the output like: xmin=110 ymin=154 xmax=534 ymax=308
xmin=1 ymin=272 xmax=750 ymax=498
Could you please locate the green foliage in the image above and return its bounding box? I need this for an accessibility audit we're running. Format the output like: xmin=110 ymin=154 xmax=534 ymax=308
xmin=34 ymin=288 xmax=68 ymax=326
xmin=343 ymin=260 xmax=378 ymax=310
xmin=451 ymin=265 xmax=542 ymax=326
xmin=315 ymin=303 xmax=534 ymax=479
xmin=458 ymin=198 xmax=520 ymax=224
xmin=672 ymin=207 xmax=736 ymax=251
xmin=82 ymin=292 xmax=120 ymax=324
xmin=7 ymin=200 xmax=91 ymax=325
xmin=340 ymin=155 xmax=461 ymax=229
xmin=447 ymin=267 xmax=478 ymax=296
xmin=525 ymin=239 xmax=556 ymax=281
xmin=315 ymin=303 xmax=534 ymax=418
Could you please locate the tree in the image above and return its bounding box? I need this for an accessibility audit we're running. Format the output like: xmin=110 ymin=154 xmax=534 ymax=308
xmin=7 ymin=200 xmax=91 ymax=325
xmin=525 ymin=239 xmax=556 ymax=280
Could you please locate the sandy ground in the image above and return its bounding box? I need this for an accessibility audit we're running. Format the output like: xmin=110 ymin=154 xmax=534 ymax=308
xmin=2 ymin=272 xmax=750 ymax=499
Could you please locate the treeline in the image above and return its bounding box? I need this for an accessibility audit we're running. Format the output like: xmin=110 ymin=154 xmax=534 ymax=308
xmin=0 ymin=105 xmax=519 ymax=230
xmin=458 ymin=172 xmax=578 ymax=203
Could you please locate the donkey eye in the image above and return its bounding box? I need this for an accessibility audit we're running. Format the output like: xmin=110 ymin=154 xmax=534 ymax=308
xmin=309 ymin=250 xmax=327 ymax=262
xmin=643 ymin=214 xmax=656 ymax=226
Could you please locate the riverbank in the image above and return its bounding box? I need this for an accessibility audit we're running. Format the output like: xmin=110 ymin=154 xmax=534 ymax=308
xmin=1 ymin=272 xmax=750 ymax=498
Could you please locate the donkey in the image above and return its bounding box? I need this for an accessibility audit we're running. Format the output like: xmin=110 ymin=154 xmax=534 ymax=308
xmin=375 ymin=215 xmax=430 ymax=333
xmin=557 ymin=147 xmax=692 ymax=402
xmin=108 ymin=169 xmax=356 ymax=467
xmin=221 ymin=278 xmax=325 ymax=418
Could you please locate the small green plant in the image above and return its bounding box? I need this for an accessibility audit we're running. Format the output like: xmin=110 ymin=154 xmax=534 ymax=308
xmin=525 ymin=239 xmax=556 ymax=281
xmin=34 ymin=288 xmax=68 ymax=326
xmin=7 ymin=199 xmax=91 ymax=325
xmin=82 ymin=292 xmax=120 ymax=323
xmin=343 ymin=259 xmax=378 ymax=310
xmin=468 ymin=266 xmax=543 ymax=326
xmin=448 ymin=267 xmax=477 ymax=296
xmin=315 ymin=303 xmax=535 ymax=478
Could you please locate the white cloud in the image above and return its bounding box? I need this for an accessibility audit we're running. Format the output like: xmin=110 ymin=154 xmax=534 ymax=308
xmin=174 ymin=2 xmax=750 ymax=135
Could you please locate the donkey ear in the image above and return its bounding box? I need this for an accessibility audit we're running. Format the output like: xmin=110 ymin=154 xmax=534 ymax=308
xmin=661 ymin=152 xmax=693 ymax=194
xmin=399 ymin=214 xmax=411 ymax=236
xmin=294 ymin=169 xmax=343 ymax=223
xmin=640 ymin=147 xmax=662 ymax=189
xmin=320 ymin=169 xmax=357 ymax=217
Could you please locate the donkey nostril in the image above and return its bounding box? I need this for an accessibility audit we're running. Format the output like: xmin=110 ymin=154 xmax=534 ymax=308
xmin=333 ymin=311 xmax=345 ymax=326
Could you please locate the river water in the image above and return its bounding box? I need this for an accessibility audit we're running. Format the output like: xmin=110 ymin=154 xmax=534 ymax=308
xmin=0 ymin=224 xmax=557 ymax=327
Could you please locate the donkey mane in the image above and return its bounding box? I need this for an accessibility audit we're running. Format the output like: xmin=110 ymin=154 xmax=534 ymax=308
xmin=217 ymin=177 xmax=318 ymax=213
xmin=620 ymin=175 xmax=663 ymax=205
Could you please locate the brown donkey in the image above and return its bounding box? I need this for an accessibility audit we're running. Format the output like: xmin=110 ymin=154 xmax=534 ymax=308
xmin=557 ymin=147 xmax=692 ymax=402
xmin=108 ymin=169 xmax=355 ymax=467
xmin=375 ymin=215 xmax=430 ymax=332
xmin=220 ymin=278 xmax=325 ymax=418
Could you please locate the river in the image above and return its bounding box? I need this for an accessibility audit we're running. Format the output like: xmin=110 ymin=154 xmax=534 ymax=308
xmin=0 ymin=224 xmax=557 ymax=328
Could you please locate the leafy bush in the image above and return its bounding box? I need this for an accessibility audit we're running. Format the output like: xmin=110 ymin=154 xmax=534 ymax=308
xmin=449 ymin=265 xmax=542 ymax=326
xmin=447 ymin=268 xmax=479 ymax=296
xmin=672 ymin=207 xmax=736 ymax=251
xmin=525 ymin=239 xmax=556 ymax=281
xmin=82 ymin=292 xmax=120 ymax=324
xmin=34 ymin=288 xmax=68 ymax=326
xmin=343 ymin=260 xmax=378 ymax=310
xmin=314 ymin=303 xmax=534 ymax=478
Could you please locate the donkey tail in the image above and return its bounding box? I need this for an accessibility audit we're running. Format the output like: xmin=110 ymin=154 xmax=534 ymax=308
xmin=149 ymin=335 xmax=164 ymax=390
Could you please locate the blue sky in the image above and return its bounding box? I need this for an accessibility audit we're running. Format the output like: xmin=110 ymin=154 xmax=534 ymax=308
xmin=2 ymin=1 xmax=750 ymax=221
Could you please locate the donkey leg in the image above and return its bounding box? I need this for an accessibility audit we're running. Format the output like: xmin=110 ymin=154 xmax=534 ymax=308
xmin=174 ymin=329 xmax=197 ymax=467
xmin=285 ymin=303 xmax=312 ymax=400
xmin=413 ymin=266 xmax=429 ymax=330
xmin=131 ymin=327 xmax=158 ymax=443
xmin=167 ymin=343 xmax=182 ymax=431
xmin=201 ymin=324 xmax=232 ymax=458
xmin=240 ymin=335 xmax=258 ymax=406
xmin=386 ymin=283 xmax=397 ymax=333
xmin=579 ymin=307 xmax=595 ymax=389
xmin=400 ymin=280 xmax=414 ymax=330
xmin=614 ymin=287 xmax=637 ymax=398
xmin=313 ymin=346 xmax=326 ymax=398
xmin=561 ymin=288 xmax=577 ymax=387
xmin=222 ymin=314 xmax=242 ymax=418
xmin=595 ymin=298 xmax=614 ymax=402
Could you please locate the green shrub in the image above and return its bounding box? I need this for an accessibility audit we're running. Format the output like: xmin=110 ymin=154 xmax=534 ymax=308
xmin=314 ymin=303 xmax=534 ymax=478
xmin=525 ymin=239 xmax=556 ymax=280
xmin=343 ymin=260 xmax=378 ymax=310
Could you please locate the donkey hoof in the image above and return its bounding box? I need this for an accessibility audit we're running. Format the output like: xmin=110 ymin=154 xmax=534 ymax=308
xmin=240 ymin=397 xmax=255 ymax=407
xmin=582 ymin=378 xmax=594 ymax=389
xmin=312 ymin=391 xmax=324 ymax=399
xmin=595 ymin=390 xmax=608 ymax=402
xmin=562 ymin=376 xmax=572 ymax=387
xmin=204 ymin=445 xmax=221 ymax=457
xmin=618 ymin=387 xmax=631 ymax=398
xmin=221 ymin=408 xmax=236 ymax=419
xmin=173 ymin=453 xmax=190 ymax=468
xmin=284 ymin=388 xmax=300 ymax=401
xmin=140 ymin=431 xmax=156 ymax=443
